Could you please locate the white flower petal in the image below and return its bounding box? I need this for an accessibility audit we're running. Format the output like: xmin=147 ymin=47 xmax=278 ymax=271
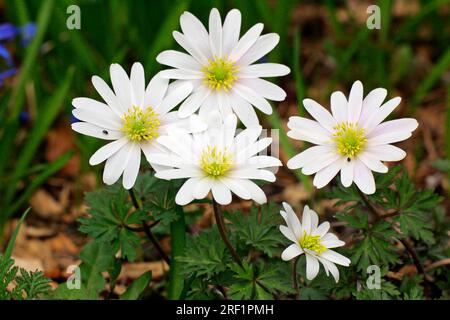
xmin=72 ymin=97 xmax=122 ymax=130
xmin=281 ymin=244 xmax=303 ymax=261
xmin=222 ymin=9 xmax=241 ymax=56
xmin=89 ymin=137 xmax=128 ymax=165
xmin=306 ymin=254 xmax=320 ymax=280
xmin=158 ymin=68 xmax=203 ymax=80
xmin=110 ymin=63 xmax=131 ymax=108
xmin=368 ymin=118 xmax=418 ymax=139
xmin=155 ymin=168 xmax=201 ymax=180
xmin=347 ymin=80 xmax=363 ymax=123
xmin=313 ymin=158 xmax=344 ymax=189
xmin=155 ymin=82 xmax=193 ymax=115
xmin=330 ymin=91 xmax=347 ymax=124
xmin=130 ymin=62 xmax=145 ymax=107
xmin=91 ymin=75 xmax=127 ymax=115
xmin=175 ymin=178 xmax=199 ymax=205
xmin=209 ymin=8 xmax=222 ymax=57
xmin=353 ymin=159 xmax=376 ymax=194
xmin=178 ymin=85 xmax=210 ymax=118
xmin=102 ymin=143 xmax=130 ymax=185
xmin=122 ymin=143 xmax=141 ymax=189
xmin=287 ymin=145 xmax=333 ymax=169
xmin=247 ymin=155 xmax=282 ymax=169
xmin=302 ymin=205 xmax=312 ymax=235
xmin=363 ymin=97 xmax=401 ymax=134
xmin=179 ymin=11 xmax=211 ymax=60
xmin=229 ymin=93 xmax=259 ymax=127
xmin=193 ymin=177 xmax=212 ymax=199
xmin=211 ymin=181 xmax=232 ymax=205
xmin=320 ymin=250 xmax=351 ymax=266
xmin=317 ymin=256 xmax=340 ymax=282
xmin=237 ymin=33 xmax=279 ymax=66
xmin=287 ymin=116 xmax=332 ymax=143
xmin=156 ymin=50 xmax=201 ymax=71
xmin=221 ymin=177 xmax=251 ymax=200
xmin=359 ymin=88 xmax=387 ymax=127
xmin=302 ymin=153 xmax=340 ymax=175
xmin=279 ymin=225 xmax=297 ymax=243
xmin=340 ymin=159 xmax=354 ymax=187
xmin=313 ymin=222 xmax=330 ymax=237
xmin=71 ymin=122 xmax=123 ymax=140
xmin=240 ymin=78 xmax=286 ymax=101
xmin=238 ymin=179 xmax=267 ymax=204
xmin=230 ymin=169 xmax=275 ymax=182
xmin=144 ymin=72 xmax=169 ymax=108
xmin=232 ymin=83 xmax=272 ymax=114
xmin=368 ymin=131 xmax=412 ymax=146
xmin=172 ymin=31 xmax=208 ymax=65
xmin=238 ymin=63 xmax=290 ymax=78
xmin=321 ymin=239 xmax=345 ymax=249
xmin=229 ymin=23 xmax=264 ymax=61
xmin=358 ymin=152 xmax=388 ymax=173
xmin=365 ymin=144 xmax=406 ymax=161
xmin=303 ymin=98 xmax=337 ymax=133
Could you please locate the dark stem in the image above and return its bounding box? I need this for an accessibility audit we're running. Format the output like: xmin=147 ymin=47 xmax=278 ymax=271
xmin=398 ymin=237 xmax=427 ymax=278
xmin=356 ymin=188 xmax=380 ymax=219
xmin=356 ymin=188 xmax=429 ymax=282
xmin=293 ymin=256 xmax=300 ymax=300
xmin=128 ymin=189 xmax=170 ymax=265
xmin=212 ymin=199 xmax=243 ymax=268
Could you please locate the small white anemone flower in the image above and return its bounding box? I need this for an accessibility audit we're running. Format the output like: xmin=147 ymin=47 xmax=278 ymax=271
xmin=149 ymin=112 xmax=282 ymax=205
xmin=71 ymin=62 xmax=206 ymax=189
xmin=280 ymin=202 xmax=350 ymax=283
xmin=287 ymin=80 xmax=418 ymax=194
xmin=156 ymin=8 xmax=290 ymax=127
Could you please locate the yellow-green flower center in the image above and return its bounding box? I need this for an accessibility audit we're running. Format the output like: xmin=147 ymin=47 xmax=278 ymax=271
xmin=122 ymin=106 xmax=160 ymax=142
xmin=203 ymin=56 xmax=237 ymax=91
xmin=333 ymin=123 xmax=367 ymax=159
xmin=200 ymin=146 xmax=234 ymax=178
xmin=299 ymin=231 xmax=327 ymax=254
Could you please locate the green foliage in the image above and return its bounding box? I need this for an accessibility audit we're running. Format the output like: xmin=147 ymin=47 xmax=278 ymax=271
xmin=178 ymin=229 xmax=231 ymax=279
xmin=120 ymin=271 xmax=152 ymax=300
xmin=0 ymin=209 xmax=50 ymax=300
xmin=225 ymin=202 xmax=284 ymax=257
xmin=0 ymin=255 xmax=51 ymax=300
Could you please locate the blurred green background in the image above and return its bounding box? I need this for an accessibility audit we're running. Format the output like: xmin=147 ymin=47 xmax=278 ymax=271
xmin=0 ymin=0 xmax=449 ymax=234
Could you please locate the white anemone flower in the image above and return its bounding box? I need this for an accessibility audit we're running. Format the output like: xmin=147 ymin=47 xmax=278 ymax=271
xmin=149 ymin=112 xmax=282 ymax=205
xmin=280 ymin=202 xmax=350 ymax=283
xmin=71 ymin=62 xmax=206 ymax=189
xmin=156 ymin=8 xmax=290 ymax=127
xmin=287 ymin=80 xmax=418 ymax=194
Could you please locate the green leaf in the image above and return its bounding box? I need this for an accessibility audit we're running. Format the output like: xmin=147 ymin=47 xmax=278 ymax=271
xmin=78 ymin=185 xmax=140 ymax=261
xmin=4 ymin=208 xmax=30 ymax=259
xmin=15 ymin=269 xmax=51 ymax=300
xmin=178 ymin=229 xmax=231 ymax=279
xmin=120 ymin=271 xmax=152 ymax=300
xmin=225 ymin=203 xmax=284 ymax=257
xmin=351 ymin=221 xmax=398 ymax=271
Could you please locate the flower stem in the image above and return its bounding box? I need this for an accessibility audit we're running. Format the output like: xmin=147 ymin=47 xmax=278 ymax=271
xmin=293 ymin=256 xmax=300 ymax=300
xmin=128 ymin=189 xmax=170 ymax=264
xmin=212 ymin=199 xmax=243 ymax=268
xmin=356 ymin=188 xmax=431 ymax=282
xmin=168 ymin=205 xmax=186 ymax=299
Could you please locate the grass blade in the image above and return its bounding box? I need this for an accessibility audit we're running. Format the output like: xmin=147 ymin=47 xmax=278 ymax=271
xmin=4 ymin=208 xmax=30 ymax=258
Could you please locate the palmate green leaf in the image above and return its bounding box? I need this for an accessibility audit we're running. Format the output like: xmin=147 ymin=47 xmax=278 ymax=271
xmin=225 ymin=203 xmax=284 ymax=257
xmin=228 ymin=261 xmax=294 ymax=300
xmin=78 ymin=185 xmax=141 ymax=261
xmin=135 ymin=172 xmax=181 ymax=227
xmin=351 ymin=221 xmax=398 ymax=272
xmin=354 ymin=277 xmax=401 ymax=300
xmin=178 ymin=229 xmax=231 ymax=279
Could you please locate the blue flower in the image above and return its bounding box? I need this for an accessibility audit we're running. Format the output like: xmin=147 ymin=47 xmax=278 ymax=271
xmin=20 ymin=23 xmax=37 ymax=46
xmin=0 ymin=23 xmax=18 ymax=41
